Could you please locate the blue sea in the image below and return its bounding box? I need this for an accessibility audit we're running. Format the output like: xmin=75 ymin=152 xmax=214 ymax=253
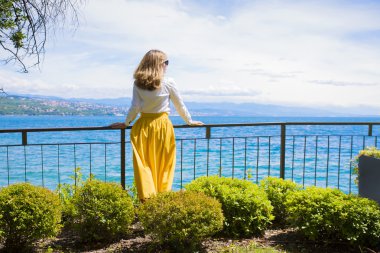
xmin=1 ymin=115 xmax=380 ymax=194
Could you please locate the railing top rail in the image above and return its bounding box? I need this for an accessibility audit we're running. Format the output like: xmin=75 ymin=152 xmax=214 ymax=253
xmin=0 ymin=126 xmax=115 ymax=133
xmin=0 ymin=121 xmax=379 ymax=133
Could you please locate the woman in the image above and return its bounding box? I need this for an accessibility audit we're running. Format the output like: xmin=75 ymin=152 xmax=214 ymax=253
xmin=111 ymin=49 xmax=203 ymax=201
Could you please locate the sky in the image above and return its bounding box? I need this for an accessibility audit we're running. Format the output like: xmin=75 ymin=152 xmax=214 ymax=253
xmin=1 ymin=0 xmax=380 ymax=111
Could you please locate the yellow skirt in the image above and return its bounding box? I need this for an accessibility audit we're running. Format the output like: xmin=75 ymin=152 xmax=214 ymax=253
xmin=130 ymin=112 xmax=176 ymax=200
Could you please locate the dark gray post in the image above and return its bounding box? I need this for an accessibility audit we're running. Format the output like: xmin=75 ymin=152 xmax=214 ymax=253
xmin=120 ymin=129 xmax=126 ymax=190
xmin=206 ymin=126 xmax=211 ymax=139
xmin=368 ymin=124 xmax=373 ymax=136
xmin=22 ymin=131 xmax=28 ymax=145
xmin=280 ymin=124 xmax=286 ymax=179
xmin=359 ymin=155 xmax=380 ymax=204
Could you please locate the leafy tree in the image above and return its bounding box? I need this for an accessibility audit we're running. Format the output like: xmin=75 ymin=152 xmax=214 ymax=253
xmin=0 ymin=0 xmax=84 ymax=72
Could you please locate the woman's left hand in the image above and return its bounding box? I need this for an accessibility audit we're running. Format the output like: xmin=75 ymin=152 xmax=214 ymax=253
xmin=189 ymin=120 xmax=204 ymax=126
xmin=109 ymin=122 xmax=127 ymax=129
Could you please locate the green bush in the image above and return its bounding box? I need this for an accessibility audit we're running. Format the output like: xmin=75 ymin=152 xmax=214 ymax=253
xmin=70 ymin=179 xmax=134 ymax=242
xmin=339 ymin=195 xmax=380 ymax=246
xmin=286 ymin=186 xmax=380 ymax=246
xmin=259 ymin=176 xmax=301 ymax=227
xmin=286 ymin=187 xmax=344 ymax=240
xmin=57 ymin=168 xmax=139 ymax=228
xmin=137 ymin=191 xmax=224 ymax=251
xmin=185 ymin=176 xmax=273 ymax=237
xmin=0 ymin=183 xmax=61 ymax=251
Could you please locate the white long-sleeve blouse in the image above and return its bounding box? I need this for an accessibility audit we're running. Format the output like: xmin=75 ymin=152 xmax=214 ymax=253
xmin=124 ymin=77 xmax=193 ymax=126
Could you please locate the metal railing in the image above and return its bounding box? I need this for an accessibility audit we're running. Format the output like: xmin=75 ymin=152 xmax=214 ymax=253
xmin=0 ymin=122 xmax=379 ymax=193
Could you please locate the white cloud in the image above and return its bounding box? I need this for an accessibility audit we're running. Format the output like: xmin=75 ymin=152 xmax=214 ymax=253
xmin=1 ymin=0 xmax=380 ymax=109
xmin=309 ymin=80 xmax=380 ymax=87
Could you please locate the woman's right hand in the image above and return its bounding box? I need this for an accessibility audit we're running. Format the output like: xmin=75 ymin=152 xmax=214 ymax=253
xmin=189 ymin=120 xmax=204 ymax=126
xmin=109 ymin=122 xmax=127 ymax=129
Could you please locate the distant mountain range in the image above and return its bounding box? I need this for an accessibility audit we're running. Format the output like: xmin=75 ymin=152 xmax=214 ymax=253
xmin=0 ymin=93 xmax=379 ymax=117
xmin=0 ymin=94 xmax=128 ymax=116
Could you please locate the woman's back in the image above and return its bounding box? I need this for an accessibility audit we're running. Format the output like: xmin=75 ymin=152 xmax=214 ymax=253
xmin=135 ymin=78 xmax=172 ymax=113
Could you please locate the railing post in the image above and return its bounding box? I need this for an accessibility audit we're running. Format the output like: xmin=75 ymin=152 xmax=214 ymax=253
xmin=368 ymin=124 xmax=373 ymax=136
xmin=280 ymin=124 xmax=286 ymax=179
xmin=120 ymin=129 xmax=126 ymax=190
xmin=206 ymin=126 xmax=211 ymax=139
xmin=22 ymin=131 xmax=28 ymax=145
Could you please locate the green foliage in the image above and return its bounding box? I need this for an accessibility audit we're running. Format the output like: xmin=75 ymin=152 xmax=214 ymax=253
xmin=0 ymin=0 xmax=83 ymax=71
xmin=70 ymin=179 xmax=134 ymax=242
xmin=339 ymin=195 xmax=380 ymax=246
xmin=185 ymin=176 xmax=273 ymax=237
xmin=353 ymin=146 xmax=380 ymax=185
xmin=259 ymin=177 xmax=301 ymax=227
xmin=0 ymin=183 xmax=61 ymax=251
xmin=137 ymin=191 xmax=224 ymax=251
xmin=56 ymin=167 xmax=84 ymax=226
xmin=10 ymin=30 xmax=25 ymax=48
xmin=245 ymin=168 xmax=254 ymax=179
xmin=286 ymin=186 xmax=380 ymax=246
xmin=126 ymin=181 xmax=140 ymax=207
xmin=286 ymin=187 xmax=344 ymax=240
xmin=0 ymin=0 xmax=28 ymax=48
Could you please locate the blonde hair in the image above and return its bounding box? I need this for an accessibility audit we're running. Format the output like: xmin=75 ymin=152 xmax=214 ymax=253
xmin=133 ymin=49 xmax=167 ymax=91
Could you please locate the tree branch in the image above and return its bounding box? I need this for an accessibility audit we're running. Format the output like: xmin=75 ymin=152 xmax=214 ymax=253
xmin=0 ymin=0 xmax=84 ymax=72
xmin=0 ymin=88 xmax=9 ymax=96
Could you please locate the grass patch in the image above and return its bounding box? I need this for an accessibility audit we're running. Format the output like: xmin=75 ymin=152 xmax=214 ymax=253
xmin=219 ymin=241 xmax=284 ymax=253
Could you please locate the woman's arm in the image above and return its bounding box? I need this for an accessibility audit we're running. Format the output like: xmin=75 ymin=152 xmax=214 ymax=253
xmin=110 ymin=85 xmax=141 ymax=128
xmin=168 ymin=79 xmax=203 ymax=126
xmin=124 ymin=85 xmax=142 ymax=126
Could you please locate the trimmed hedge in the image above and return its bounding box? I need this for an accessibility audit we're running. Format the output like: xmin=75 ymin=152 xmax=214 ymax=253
xmin=286 ymin=186 xmax=380 ymax=246
xmin=70 ymin=179 xmax=135 ymax=242
xmin=185 ymin=176 xmax=273 ymax=237
xmin=339 ymin=195 xmax=380 ymax=246
xmin=259 ymin=176 xmax=301 ymax=227
xmin=137 ymin=191 xmax=224 ymax=251
xmin=0 ymin=183 xmax=61 ymax=251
